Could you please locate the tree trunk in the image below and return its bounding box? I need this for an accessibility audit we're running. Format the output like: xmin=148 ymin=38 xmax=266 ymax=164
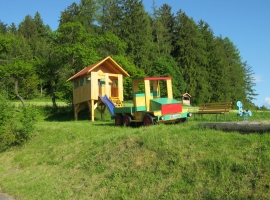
xmin=51 ymin=80 xmax=57 ymax=108
xmin=40 ymin=82 xmax=43 ymax=97
xmin=15 ymin=78 xmax=25 ymax=106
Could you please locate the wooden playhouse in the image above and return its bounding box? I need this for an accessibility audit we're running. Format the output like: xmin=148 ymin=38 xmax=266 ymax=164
xmin=67 ymin=56 xmax=130 ymax=121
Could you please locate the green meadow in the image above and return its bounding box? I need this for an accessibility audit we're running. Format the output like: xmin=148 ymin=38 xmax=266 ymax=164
xmin=0 ymin=102 xmax=270 ymax=199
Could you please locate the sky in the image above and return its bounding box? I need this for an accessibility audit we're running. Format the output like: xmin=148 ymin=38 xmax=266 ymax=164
xmin=0 ymin=0 xmax=269 ymax=107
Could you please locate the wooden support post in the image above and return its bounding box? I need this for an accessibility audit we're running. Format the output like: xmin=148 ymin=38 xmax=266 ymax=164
xmin=91 ymin=99 xmax=95 ymax=121
xmin=87 ymin=101 xmax=92 ymax=121
xmin=74 ymin=102 xmax=88 ymax=121
xmin=97 ymin=104 xmax=106 ymax=120
xmin=74 ymin=104 xmax=78 ymax=121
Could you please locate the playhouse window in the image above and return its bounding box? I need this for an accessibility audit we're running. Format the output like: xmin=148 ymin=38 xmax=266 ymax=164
xmin=86 ymin=77 xmax=91 ymax=84
xmin=98 ymin=78 xmax=105 ymax=86
xmin=73 ymin=81 xmax=77 ymax=89
xmin=80 ymin=78 xmax=84 ymax=86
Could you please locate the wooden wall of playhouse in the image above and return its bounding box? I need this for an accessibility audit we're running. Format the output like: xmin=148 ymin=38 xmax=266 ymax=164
xmin=72 ymin=66 xmax=123 ymax=105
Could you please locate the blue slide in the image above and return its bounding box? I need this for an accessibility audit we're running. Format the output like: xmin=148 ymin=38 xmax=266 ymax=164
xmin=99 ymin=95 xmax=115 ymax=116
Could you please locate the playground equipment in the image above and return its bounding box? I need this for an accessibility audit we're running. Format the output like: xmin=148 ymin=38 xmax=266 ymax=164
xmin=113 ymin=77 xmax=192 ymax=126
xmin=67 ymin=56 xmax=130 ymax=121
xmin=67 ymin=57 xmax=191 ymax=125
xmin=237 ymin=101 xmax=252 ymax=120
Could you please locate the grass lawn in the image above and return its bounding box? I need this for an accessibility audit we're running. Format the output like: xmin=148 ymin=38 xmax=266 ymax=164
xmin=0 ymin=103 xmax=270 ymax=199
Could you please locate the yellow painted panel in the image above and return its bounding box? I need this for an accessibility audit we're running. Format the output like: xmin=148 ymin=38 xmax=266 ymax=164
xmin=105 ymin=73 xmax=110 ymax=97
xmin=144 ymin=80 xmax=150 ymax=111
xmin=153 ymin=111 xmax=162 ymax=116
xmin=91 ymin=72 xmax=98 ymax=100
xmin=135 ymin=96 xmax=146 ymax=106
xmin=118 ymin=74 xmax=123 ymax=101
xmin=132 ymin=81 xmax=139 ymax=107
xmin=152 ymin=80 xmax=160 ymax=98
xmin=167 ymin=79 xmax=173 ymax=98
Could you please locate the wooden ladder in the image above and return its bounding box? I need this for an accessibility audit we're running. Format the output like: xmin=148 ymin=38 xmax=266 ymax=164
xmin=109 ymin=97 xmax=123 ymax=107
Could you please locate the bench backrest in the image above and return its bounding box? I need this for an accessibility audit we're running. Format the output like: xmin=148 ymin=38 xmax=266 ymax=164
xmin=199 ymin=102 xmax=232 ymax=112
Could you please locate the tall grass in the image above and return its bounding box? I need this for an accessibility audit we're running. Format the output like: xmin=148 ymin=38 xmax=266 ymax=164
xmin=0 ymin=106 xmax=270 ymax=199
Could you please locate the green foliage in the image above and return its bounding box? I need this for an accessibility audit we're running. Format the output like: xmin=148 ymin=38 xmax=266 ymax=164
xmin=150 ymin=55 xmax=185 ymax=97
xmin=0 ymin=0 xmax=258 ymax=106
xmin=0 ymin=20 xmax=8 ymax=34
xmin=113 ymin=55 xmax=145 ymax=99
xmin=97 ymin=32 xmax=127 ymax=57
xmin=0 ymin=95 xmax=37 ymax=151
xmin=152 ymin=3 xmax=174 ymax=55
xmin=173 ymin=10 xmax=210 ymax=105
xmin=119 ymin=0 xmax=154 ymax=72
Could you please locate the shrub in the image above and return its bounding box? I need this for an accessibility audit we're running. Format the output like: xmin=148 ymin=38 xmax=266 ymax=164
xmin=0 ymin=95 xmax=37 ymax=151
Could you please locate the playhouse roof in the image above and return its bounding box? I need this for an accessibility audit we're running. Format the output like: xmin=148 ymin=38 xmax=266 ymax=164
xmin=181 ymin=92 xmax=192 ymax=97
xmin=66 ymin=56 xmax=130 ymax=82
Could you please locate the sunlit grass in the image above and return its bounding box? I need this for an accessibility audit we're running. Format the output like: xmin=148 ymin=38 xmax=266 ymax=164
xmin=0 ymin=104 xmax=270 ymax=199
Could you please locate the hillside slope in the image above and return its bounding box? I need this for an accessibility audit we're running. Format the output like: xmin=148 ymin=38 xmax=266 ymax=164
xmin=0 ymin=119 xmax=270 ymax=199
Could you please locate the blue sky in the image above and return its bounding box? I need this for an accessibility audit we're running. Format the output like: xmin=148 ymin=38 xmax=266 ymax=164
xmin=0 ymin=0 xmax=269 ymax=107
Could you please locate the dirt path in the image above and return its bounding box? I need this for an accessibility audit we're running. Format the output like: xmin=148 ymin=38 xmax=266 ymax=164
xmin=0 ymin=193 xmax=13 ymax=200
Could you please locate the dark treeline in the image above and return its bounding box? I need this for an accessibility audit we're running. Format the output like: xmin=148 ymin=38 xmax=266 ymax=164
xmin=0 ymin=0 xmax=257 ymax=107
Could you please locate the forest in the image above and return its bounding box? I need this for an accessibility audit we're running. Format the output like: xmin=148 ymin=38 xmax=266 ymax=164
xmin=0 ymin=0 xmax=258 ymax=107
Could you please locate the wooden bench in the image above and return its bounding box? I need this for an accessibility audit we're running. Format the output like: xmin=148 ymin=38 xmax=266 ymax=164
xmin=193 ymin=102 xmax=232 ymax=121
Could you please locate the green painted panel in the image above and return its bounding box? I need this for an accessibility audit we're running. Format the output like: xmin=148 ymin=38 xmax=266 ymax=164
xmin=101 ymin=78 xmax=105 ymax=86
xmin=155 ymin=112 xmax=189 ymax=121
xmin=135 ymin=92 xmax=145 ymax=97
xmin=163 ymin=113 xmax=181 ymax=120
xmin=136 ymin=106 xmax=146 ymax=111
xmin=135 ymin=92 xmax=157 ymax=97
xmin=151 ymin=98 xmax=180 ymax=105
xmin=152 ymin=91 xmax=159 ymax=96
xmin=114 ymin=107 xmax=134 ymax=114
xmin=150 ymin=100 xmax=161 ymax=111
xmin=181 ymin=112 xmax=188 ymax=118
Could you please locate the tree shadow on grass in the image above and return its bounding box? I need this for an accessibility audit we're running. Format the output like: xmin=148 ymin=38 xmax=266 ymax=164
xmin=93 ymin=122 xmax=143 ymax=128
xmin=42 ymin=105 xmax=115 ymax=123
xmin=42 ymin=105 xmax=88 ymax=122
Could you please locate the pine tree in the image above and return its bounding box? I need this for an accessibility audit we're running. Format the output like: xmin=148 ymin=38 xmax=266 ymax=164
xmin=97 ymin=0 xmax=122 ymax=35
xmin=118 ymin=0 xmax=154 ymax=73
xmin=33 ymin=12 xmax=48 ymax=37
xmin=0 ymin=20 xmax=8 ymax=34
xmin=78 ymin=0 xmax=98 ymax=33
xmin=59 ymin=2 xmax=81 ymax=26
xmin=18 ymin=15 xmax=38 ymax=43
xmin=172 ymin=10 xmax=209 ymax=105
xmin=243 ymin=62 xmax=258 ymax=106
xmin=152 ymin=3 xmax=174 ymax=55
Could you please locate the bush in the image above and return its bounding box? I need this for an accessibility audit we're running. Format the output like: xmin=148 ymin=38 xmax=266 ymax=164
xmin=0 ymin=95 xmax=37 ymax=151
